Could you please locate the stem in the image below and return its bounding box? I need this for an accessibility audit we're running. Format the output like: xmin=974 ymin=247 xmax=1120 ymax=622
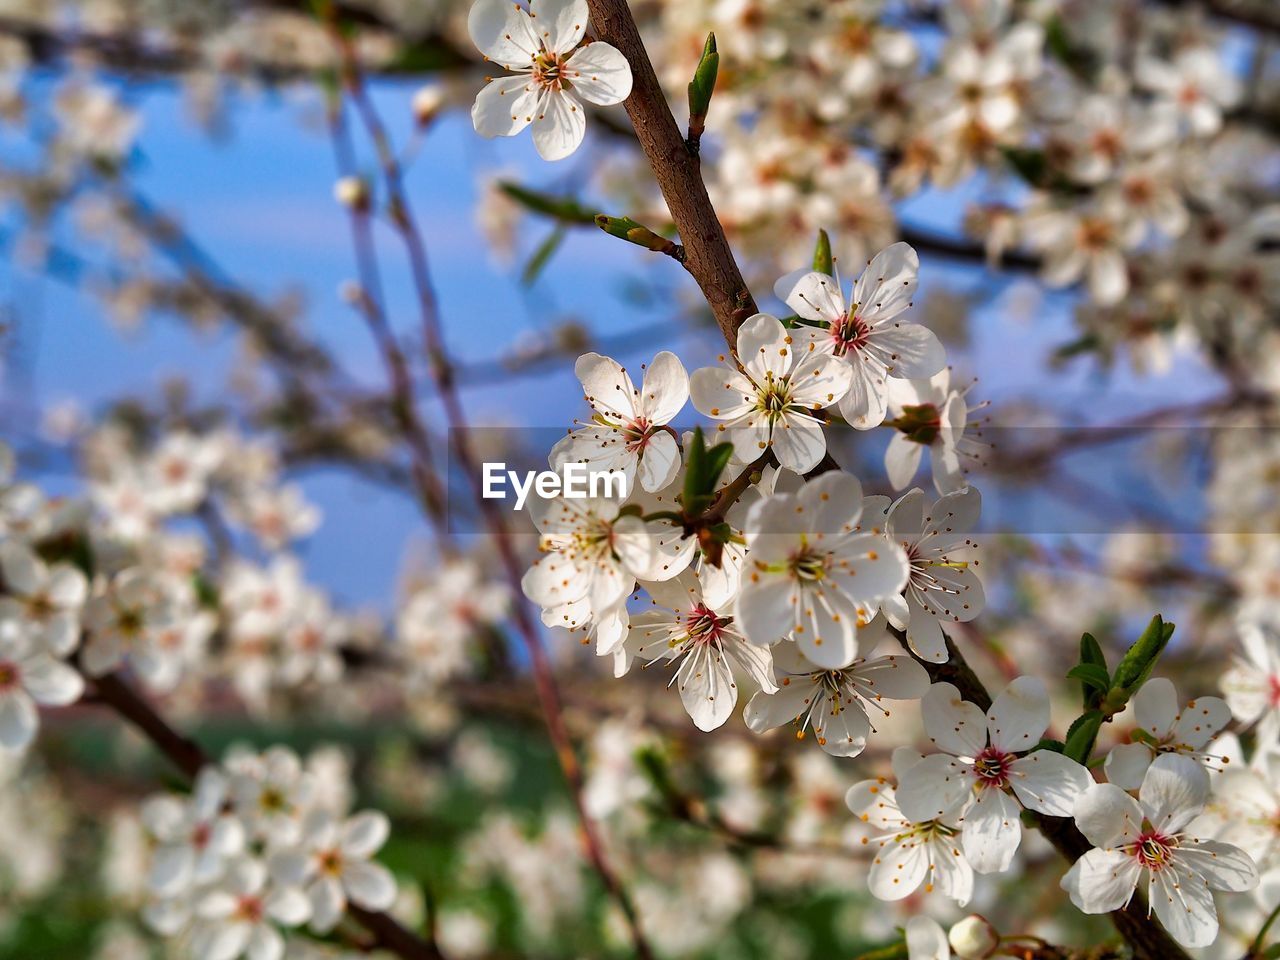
xmin=584 ymin=0 xmax=759 ymax=344
xmin=1247 ymin=899 xmax=1280 ymax=959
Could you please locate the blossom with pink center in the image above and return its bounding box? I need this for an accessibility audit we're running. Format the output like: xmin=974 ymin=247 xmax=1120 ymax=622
xmin=896 ymin=677 xmax=1092 ymax=873
xmin=744 ymin=623 xmax=928 ymax=757
xmin=620 ymin=570 xmax=775 ymax=731
xmin=1063 ymin=753 xmax=1258 ymax=948
xmin=774 ymin=242 xmax=945 ymax=431
xmin=1103 ymin=677 xmax=1233 ymax=790
xmin=1221 ymin=620 xmax=1280 ymax=750
xmin=551 ymin=351 xmax=688 ymax=494
xmin=468 ymin=0 xmax=633 ymax=161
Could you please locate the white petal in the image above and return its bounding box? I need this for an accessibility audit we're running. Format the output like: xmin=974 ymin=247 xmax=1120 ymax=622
xmin=565 ymin=41 xmax=633 ymax=105
xmin=1009 ymin=750 xmax=1092 ymax=817
xmin=309 ymin=875 xmax=346 ymax=933
xmin=904 ymin=916 xmax=949 ymax=960
xmin=20 ymin=654 xmax=84 ymax=706
xmin=1062 ymin=848 xmax=1141 ymax=914
xmin=1140 ymin=753 xmax=1210 ymax=835
xmin=1073 ymin=782 xmax=1144 ymax=849
xmin=342 ymin=860 xmax=398 ymax=911
xmin=688 ymin=365 xmax=755 ymax=421
xmin=341 ymin=811 xmax=390 ymax=859
xmin=530 ymin=0 xmax=588 ymax=55
xmin=467 ymin=0 xmax=540 ymax=67
xmin=885 ymin=434 xmax=923 ymax=490
xmin=1104 ymin=742 xmax=1154 ymax=792
xmin=575 ymin=352 xmax=638 ymax=421
xmin=962 ymin=787 xmax=1022 ymax=873
xmin=734 ymin=576 xmax=796 ymax=648
xmin=896 ymin=753 xmax=976 ymax=823
xmin=868 ymin=833 xmax=929 ymax=900
xmin=531 ymin=90 xmax=586 ymax=161
xmin=921 ymin=682 xmax=988 ymax=756
xmin=637 ymin=351 xmax=688 ymax=424
xmin=1133 ymin=677 xmax=1179 ymax=740
xmin=638 ymin=430 xmax=680 ymax=493
xmin=1179 ymin=840 xmax=1259 ymax=893
xmin=986 ymin=675 xmax=1049 ymax=753
xmin=1151 ymin=862 xmax=1218 ymax=948
xmin=775 ymin=271 xmax=846 ymax=325
xmin=873 ymin=324 xmax=946 ymax=380
xmin=0 ymin=689 xmax=37 ymax=750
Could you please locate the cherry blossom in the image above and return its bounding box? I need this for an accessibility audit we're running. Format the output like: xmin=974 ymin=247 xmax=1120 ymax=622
xmin=1063 ymin=753 xmax=1259 ymax=948
xmin=846 ymin=746 xmax=974 ymax=905
xmin=552 ymin=351 xmax=688 ymax=494
xmin=268 ymin=810 xmax=397 ymax=933
xmin=876 ymin=486 xmax=984 ymax=663
xmin=468 ymin=0 xmax=633 ymax=161
xmin=141 ymin=767 xmax=245 ymax=897
xmin=622 ymin=570 xmax=775 ymax=731
xmin=1103 ymin=677 xmax=1232 ymax=790
xmin=897 ymin=678 xmax=1092 ymax=873
xmin=733 ymin=471 xmax=909 ymax=669
xmin=690 ymin=313 xmax=853 ymax=474
xmin=743 ymin=630 xmax=928 ymax=757
xmin=0 ymin=540 xmax=87 ymax=657
xmin=773 ymin=242 xmax=945 ymax=430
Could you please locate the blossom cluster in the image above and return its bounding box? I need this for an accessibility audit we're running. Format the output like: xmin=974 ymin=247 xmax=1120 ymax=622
xmin=139 ymin=745 xmax=398 ymax=960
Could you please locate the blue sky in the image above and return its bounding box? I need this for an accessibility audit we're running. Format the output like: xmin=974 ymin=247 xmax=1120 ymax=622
xmin=0 ymin=76 xmax=1225 ymax=609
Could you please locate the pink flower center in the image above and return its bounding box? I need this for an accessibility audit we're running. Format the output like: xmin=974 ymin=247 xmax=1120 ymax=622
xmin=973 ymin=746 xmax=1013 ymax=788
xmin=684 ymin=605 xmax=731 ymax=645
xmin=1130 ymin=831 xmax=1176 ymax=871
xmin=623 ymin=417 xmax=654 ymax=453
xmin=1268 ymin=674 xmax=1280 ymax=708
xmin=191 ymin=823 xmax=211 ymax=849
xmin=235 ymin=896 xmax=264 ymax=923
xmin=830 ymin=313 xmax=871 ymax=357
xmin=0 ymin=660 xmax=19 ymax=691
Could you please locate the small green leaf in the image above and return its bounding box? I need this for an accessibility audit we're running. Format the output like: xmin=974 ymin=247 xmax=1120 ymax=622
xmin=1064 ymin=710 xmax=1104 ymax=764
xmin=686 ymin=33 xmax=719 ymax=138
xmin=1000 ymin=146 xmax=1048 ymax=187
xmin=1067 ymin=662 xmax=1110 ymax=694
xmin=522 ymin=226 xmax=565 ymax=286
xmin=1034 ymin=738 xmax=1065 ymax=754
xmin=812 ymin=228 xmax=833 ymax=277
xmin=1112 ymin=615 xmax=1174 ymax=693
xmin=594 ymin=214 xmax=681 ymax=258
xmin=1079 ymin=632 xmax=1107 ymax=668
xmin=498 ymin=182 xmax=597 ymax=225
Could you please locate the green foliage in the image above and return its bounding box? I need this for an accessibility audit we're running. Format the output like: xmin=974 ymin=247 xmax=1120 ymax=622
xmin=1058 ymin=616 xmax=1175 ymax=764
xmin=687 ymin=33 xmax=719 ymax=131
xmin=682 ymin=426 xmax=735 ymax=518
xmin=497 ymin=181 xmax=598 ymax=225
xmin=812 ymin=228 xmax=833 ymax=276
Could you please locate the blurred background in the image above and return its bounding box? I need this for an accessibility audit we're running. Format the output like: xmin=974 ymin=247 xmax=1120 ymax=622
xmin=0 ymin=0 xmax=1277 ymax=957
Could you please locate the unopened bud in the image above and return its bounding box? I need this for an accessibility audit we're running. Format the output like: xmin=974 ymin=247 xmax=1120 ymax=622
xmin=948 ymin=915 xmax=999 ymax=960
xmin=334 ymin=176 xmax=369 ymax=211
xmin=412 ymin=85 xmax=445 ymax=127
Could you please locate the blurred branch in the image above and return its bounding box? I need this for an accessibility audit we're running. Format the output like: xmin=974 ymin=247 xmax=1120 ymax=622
xmin=326 ymin=19 xmax=656 ymax=959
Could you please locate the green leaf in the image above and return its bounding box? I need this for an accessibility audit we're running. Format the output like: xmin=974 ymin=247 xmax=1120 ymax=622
xmin=1067 ymin=663 xmax=1110 ymax=694
xmin=497 ymin=182 xmax=597 ymax=225
xmin=1034 ymin=738 xmax=1065 ymax=754
xmin=1079 ymin=632 xmax=1107 ymax=668
xmin=1112 ymin=615 xmax=1174 ymax=693
xmin=521 ymin=226 xmax=565 ymax=286
xmin=594 ymin=215 xmax=681 ymax=257
xmin=680 ymin=427 xmax=733 ymax=518
xmin=687 ymin=33 xmax=719 ymax=129
xmin=1000 ymin=146 xmax=1048 ymax=187
xmin=812 ymin=228 xmax=833 ymax=277
xmin=1064 ymin=710 xmax=1104 ymax=764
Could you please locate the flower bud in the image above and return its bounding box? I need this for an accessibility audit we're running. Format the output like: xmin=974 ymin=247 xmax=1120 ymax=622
xmin=411 ymin=85 xmax=445 ymax=127
xmin=334 ymin=176 xmax=369 ymax=211
xmin=948 ymin=915 xmax=999 ymax=960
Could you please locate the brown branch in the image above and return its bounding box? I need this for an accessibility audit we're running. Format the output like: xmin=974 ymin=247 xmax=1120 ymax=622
xmin=585 ymin=0 xmax=758 ymax=344
xmin=583 ymin=4 xmax=1196 ymax=957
